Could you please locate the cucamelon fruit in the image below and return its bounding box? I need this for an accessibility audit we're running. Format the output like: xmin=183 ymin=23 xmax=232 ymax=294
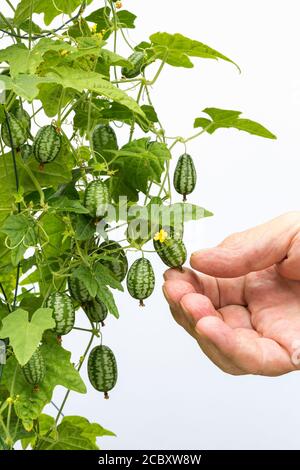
xmin=68 ymin=276 xmax=92 ymax=304
xmin=121 ymin=51 xmax=146 ymax=78
xmin=22 ymin=349 xmax=45 ymax=387
xmin=33 ymin=125 xmax=61 ymax=164
xmin=127 ymin=258 xmax=155 ymax=306
xmin=92 ymin=124 xmax=118 ymax=163
xmin=83 ymin=180 xmax=110 ymax=219
xmin=153 ymin=235 xmax=187 ymax=269
xmin=83 ymin=299 xmax=108 ymax=326
xmin=1 ymin=113 xmax=27 ymax=148
xmin=87 ymin=345 xmax=118 ymax=399
xmin=46 ymin=292 xmax=75 ymax=336
xmin=173 ymin=153 xmax=197 ymax=201
xmin=97 ymin=240 xmax=128 ymax=282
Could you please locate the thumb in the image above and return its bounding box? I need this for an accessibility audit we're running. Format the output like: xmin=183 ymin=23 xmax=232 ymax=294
xmin=190 ymin=212 xmax=300 ymax=279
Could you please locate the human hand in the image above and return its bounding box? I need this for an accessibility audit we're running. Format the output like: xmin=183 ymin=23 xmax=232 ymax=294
xmin=163 ymin=212 xmax=300 ymax=376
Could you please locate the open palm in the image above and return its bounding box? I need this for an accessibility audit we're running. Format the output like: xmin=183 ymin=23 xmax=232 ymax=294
xmin=163 ymin=213 xmax=300 ymax=376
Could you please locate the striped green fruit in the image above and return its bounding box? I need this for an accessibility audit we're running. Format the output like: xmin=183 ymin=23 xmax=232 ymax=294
xmin=13 ymin=107 xmax=31 ymax=131
xmin=22 ymin=349 xmax=45 ymax=386
xmin=92 ymin=124 xmax=118 ymax=163
xmin=126 ymin=220 xmax=151 ymax=249
xmin=20 ymin=143 xmax=32 ymax=161
xmin=68 ymin=276 xmax=92 ymax=304
xmin=98 ymin=240 xmax=128 ymax=282
xmin=33 ymin=125 xmax=62 ymax=164
xmin=46 ymin=292 xmax=75 ymax=336
xmin=127 ymin=258 xmax=155 ymax=306
xmin=1 ymin=113 xmax=27 ymax=148
xmin=84 ymin=299 xmax=108 ymax=325
xmin=87 ymin=345 xmax=118 ymax=399
xmin=121 ymin=51 xmax=146 ymax=78
xmin=83 ymin=180 xmax=110 ymax=218
xmin=173 ymin=153 xmax=197 ymax=201
xmin=153 ymin=236 xmax=187 ymax=269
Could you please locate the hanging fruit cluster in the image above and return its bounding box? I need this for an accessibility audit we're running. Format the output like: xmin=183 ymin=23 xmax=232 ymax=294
xmin=0 ymin=0 xmax=276 ymax=450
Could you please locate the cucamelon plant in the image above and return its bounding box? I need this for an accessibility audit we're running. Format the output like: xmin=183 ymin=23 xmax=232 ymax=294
xmin=0 ymin=0 xmax=276 ymax=450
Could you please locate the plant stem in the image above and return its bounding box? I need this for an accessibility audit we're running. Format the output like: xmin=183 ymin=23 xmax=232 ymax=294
xmin=55 ymin=332 xmax=95 ymax=424
xmin=109 ymin=0 xmax=119 ymax=83
xmin=5 ymin=0 xmax=16 ymax=12
xmin=6 ymin=364 xmax=18 ymax=449
xmin=128 ymin=83 xmax=144 ymax=142
xmin=19 ymin=158 xmax=45 ymax=207
xmin=0 ymin=283 xmax=12 ymax=313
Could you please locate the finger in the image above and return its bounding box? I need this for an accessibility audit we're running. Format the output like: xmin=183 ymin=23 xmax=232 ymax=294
xmin=190 ymin=212 xmax=300 ymax=279
xmin=195 ymin=316 xmax=295 ymax=376
xmin=162 ymin=280 xmax=196 ymax=331
xmin=164 ymin=267 xmax=220 ymax=307
xmin=219 ymin=305 xmax=252 ymax=329
xmin=164 ymin=268 xmax=246 ymax=308
xmin=164 ymin=288 xmax=245 ymax=374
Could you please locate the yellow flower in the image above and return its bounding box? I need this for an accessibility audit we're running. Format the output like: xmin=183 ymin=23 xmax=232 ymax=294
xmin=154 ymin=229 xmax=168 ymax=243
xmin=6 ymin=397 xmax=14 ymax=405
xmin=115 ymin=2 xmax=123 ymax=9
xmin=60 ymin=49 xmax=69 ymax=57
xmin=90 ymin=24 xmax=97 ymax=33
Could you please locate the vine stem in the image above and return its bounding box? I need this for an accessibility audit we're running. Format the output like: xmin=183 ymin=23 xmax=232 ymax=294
xmin=128 ymin=83 xmax=144 ymax=142
xmin=0 ymin=283 xmax=12 ymax=313
xmin=18 ymin=157 xmax=45 ymax=207
xmin=4 ymin=109 xmax=21 ymax=310
xmin=109 ymin=0 xmax=119 ymax=84
xmin=5 ymin=0 xmax=16 ymax=12
xmin=6 ymin=364 xmax=18 ymax=449
xmin=55 ymin=332 xmax=95 ymax=424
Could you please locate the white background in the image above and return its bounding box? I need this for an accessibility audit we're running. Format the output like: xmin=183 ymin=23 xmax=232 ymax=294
xmin=4 ymin=0 xmax=300 ymax=450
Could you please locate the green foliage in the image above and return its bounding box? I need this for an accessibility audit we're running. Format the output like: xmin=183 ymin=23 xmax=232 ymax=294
xmin=2 ymin=342 xmax=86 ymax=431
xmin=0 ymin=0 xmax=277 ymax=450
xmin=0 ymin=308 xmax=55 ymax=366
xmin=38 ymin=415 xmax=115 ymax=450
xmin=194 ymin=108 xmax=277 ymax=139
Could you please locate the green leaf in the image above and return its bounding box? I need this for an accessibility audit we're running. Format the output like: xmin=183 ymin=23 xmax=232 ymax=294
xmin=101 ymin=102 xmax=153 ymax=132
xmin=94 ymin=263 xmax=123 ymax=292
xmin=0 ymin=302 xmax=8 ymax=328
xmin=72 ymin=266 xmax=98 ymax=297
xmin=14 ymin=0 xmax=89 ymax=26
xmin=46 ymin=66 xmax=145 ymax=116
xmin=116 ymin=10 xmax=137 ymax=29
xmin=0 ymin=308 xmax=55 ymax=366
xmin=39 ymin=213 xmax=71 ymax=259
xmin=194 ymin=107 xmax=277 ymax=139
xmin=150 ymin=32 xmax=240 ymax=71
xmin=0 ymin=40 xmax=74 ymax=77
xmin=2 ymin=342 xmax=86 ymax=431
xmin=85 ymin=7 xmax=112 ymax=32
xmin=111 ymin=138 xmax=171 ymax=202
xmin=37 ymin=83 xmax=74 ymax=117
xmin=21 ymin=413 xmax=54 ymax=449
xmin=96 ymin=283 xmax=119 ymax=319
xmin=50 ymin=197 xmax=89 ymax=214
xmin=141 ymin=105 xmax=159 ymax=123
xmin=0 ymin=74 xmax=53 ymax=101
xmin=39 ymin=416 xmax=115 ymax=450
xmin=1 ymin=214 xmax=36 ymax=266
xmin=75 ymin=214 xmax=96 ymax=241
